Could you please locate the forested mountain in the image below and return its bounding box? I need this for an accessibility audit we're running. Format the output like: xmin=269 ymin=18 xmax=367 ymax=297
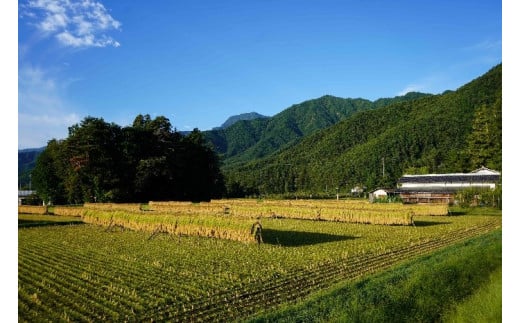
xmin=224 ymin=64 xmax=502 ymax=197
xmin=213 ymin=112 xmax=269 ymax=130
xmin=203 ymin=92 xmax=431 ymax=167
xmin=18 ymin=147 xmax=45 ymax=189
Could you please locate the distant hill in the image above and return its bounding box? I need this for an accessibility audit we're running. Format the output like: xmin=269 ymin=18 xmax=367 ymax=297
xmin=213 ymin=112 xmax=269 ymax=130
xmin=18 ymin=147 xmax=45 ymax=188
xmin=224 ymin=64 xmax=502 ymax=196
xmin=203 ymin=92 xmax=432 ymax=167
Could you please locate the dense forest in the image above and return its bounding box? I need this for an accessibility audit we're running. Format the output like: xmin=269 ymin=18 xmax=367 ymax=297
xmin=29 ymin=64 xmax=501 ymax=202
xmin=32 ymin=115 xmax=224 ymax=204
xmin=224 ymin=64 xmax=502 ymax=197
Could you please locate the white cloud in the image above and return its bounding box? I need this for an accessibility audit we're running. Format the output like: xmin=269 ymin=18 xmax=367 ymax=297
xmin=18 ymin=66 xmax=82 ymax=149
xmin=56 ymin=30 xmax=120 ymax=47
xmin=22 ymin=0 xmax=121 ymax=48
xmin=40 ymin=12 xmax=68 ymax=32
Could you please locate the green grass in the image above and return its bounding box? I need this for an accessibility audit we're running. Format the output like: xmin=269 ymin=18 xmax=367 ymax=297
xmin=247 ymin=229 xmax=502 ymax=323
xmin=442 ymin=267 xmax=501 ymax=323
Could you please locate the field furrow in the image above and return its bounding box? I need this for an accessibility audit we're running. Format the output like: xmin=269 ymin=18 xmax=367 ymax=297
xmin=147 ymin=218 xmax=500 ymax=322
xmin=18 ymin=203 xmax=501 ymax=322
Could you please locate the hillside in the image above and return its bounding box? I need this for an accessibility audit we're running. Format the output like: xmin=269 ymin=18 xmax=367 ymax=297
xmin=224 ymin=64 xmax=502 ymax=196
xmin=204 ymin=92 xmax=431 ymax=167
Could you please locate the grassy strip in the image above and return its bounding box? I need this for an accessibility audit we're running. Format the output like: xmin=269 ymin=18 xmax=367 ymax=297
xmin=442 ymin=268 xmax=501 ymax=323
xmin=246 ymin=229 xmax=502 ymax=323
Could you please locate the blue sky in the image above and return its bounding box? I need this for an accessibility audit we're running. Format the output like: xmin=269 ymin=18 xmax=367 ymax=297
xmin=17 ymin=0 xmax=502 ymax=149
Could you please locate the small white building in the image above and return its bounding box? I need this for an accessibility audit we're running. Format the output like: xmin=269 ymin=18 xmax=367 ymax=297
xmin=368 ymin=188 xmax=396 ymax=202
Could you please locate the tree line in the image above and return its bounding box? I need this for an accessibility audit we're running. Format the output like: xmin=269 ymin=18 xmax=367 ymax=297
xmin=32 ymin=115 xmax=225 ymax=204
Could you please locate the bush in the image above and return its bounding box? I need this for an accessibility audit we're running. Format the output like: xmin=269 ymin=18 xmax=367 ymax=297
xmin=456 ymin=186 xmax=501 ymax=209
xmin=373 ymin=195 xmax=402 ymax=203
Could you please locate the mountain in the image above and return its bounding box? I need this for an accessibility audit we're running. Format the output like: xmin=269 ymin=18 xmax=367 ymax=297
xmin=18 ymin=147 xmax=45 ymax=188
xmin=224 ymin=64 xmax=502 ymax=196
xmin=204 ymin=92 xmax=432 ymax=167
xmin=213 ymin=112 xmax=269 ymax=130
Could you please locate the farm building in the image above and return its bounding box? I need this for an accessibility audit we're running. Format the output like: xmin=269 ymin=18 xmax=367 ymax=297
xmin=368 ymin=188 xmax=398 ymax=202
xmin=18 ymin=190 xmax=39 ymax=206
xmin=396 ymin=167 xmax=501 ymax=204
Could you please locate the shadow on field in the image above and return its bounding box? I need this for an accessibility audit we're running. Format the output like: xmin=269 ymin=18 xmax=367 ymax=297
xmin=262 ymin=229 xmax=357 ymax=247
xmin=413 ymin=221 xmax=451 ymax=227
xmin=447 ymin=211 xmax=467 ymax=216
xmin=18 ymin=220 xmax=84 ymax=228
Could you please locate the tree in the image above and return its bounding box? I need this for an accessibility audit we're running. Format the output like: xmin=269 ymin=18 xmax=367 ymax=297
xmin=32 ymin=139 xmax=68 ymax=205
xmin=65 ymin=116 xmax=124 ymax=202
xmin=134 ymin=156 xmax=174 ymax=201
xmin=465 ymin=97 xmax=502 ymax=171
xmin=175 ymin=129 xmax=225 ymax=201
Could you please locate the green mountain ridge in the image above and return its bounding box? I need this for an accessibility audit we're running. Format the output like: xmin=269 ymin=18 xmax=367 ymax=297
xmin=204 ymin=92 xmax=432 ymax=168
xmin=224 ymin=64 xmax=502 ymax=196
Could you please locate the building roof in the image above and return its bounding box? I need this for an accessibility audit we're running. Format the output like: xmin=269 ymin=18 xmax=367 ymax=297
xmin=470 ymin=166 xmax=501 ymax=175
xmin=396 ymin=187 xmax=459 ymax=193
xmin=18 ymin=190 xmax=37 ymax=197
xmin=397 ymin=167 xmax=500 ymax=184
xmin=398 ymin=174 xmax=500 ymax=184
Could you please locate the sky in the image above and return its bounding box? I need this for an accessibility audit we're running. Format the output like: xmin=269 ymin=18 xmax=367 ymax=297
xmin=16 ymin=0 xmax=503 ymax=150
